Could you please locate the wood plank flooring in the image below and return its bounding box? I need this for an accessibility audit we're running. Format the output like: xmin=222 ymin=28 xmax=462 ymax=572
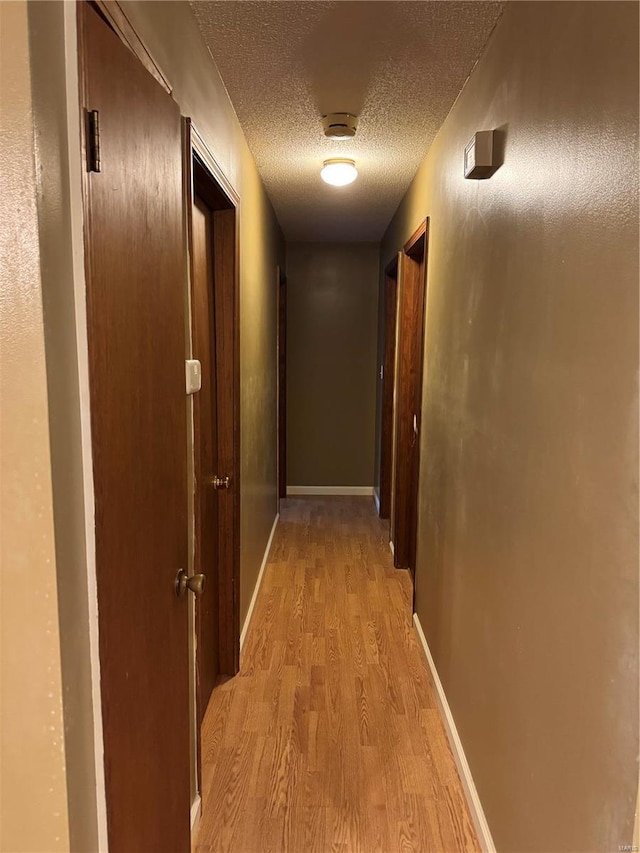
xmin=196 ymin=497 xmax=480 ymax=853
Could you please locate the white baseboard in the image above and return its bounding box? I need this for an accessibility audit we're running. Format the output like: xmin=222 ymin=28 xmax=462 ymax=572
xmin=413 ymin=613 xmax=496 ymax=853
xmin=389 ymin=540 xmax=394 ymax=556
xmin=190 ymin=794 xmax=202 ymax=845
xmin=286 ymin=485 xmax=374 ymax=496
xmin=240 ymin=513 xmax=279 ymax=653
xmin=373 ymin=489 xmax=380 ymax=514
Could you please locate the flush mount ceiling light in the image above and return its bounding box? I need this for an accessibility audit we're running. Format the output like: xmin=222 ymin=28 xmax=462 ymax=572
xmin=321 ymin=158 xmax=358 ymax=187
xmin=322 ymin=113 xmax=359 ymax=140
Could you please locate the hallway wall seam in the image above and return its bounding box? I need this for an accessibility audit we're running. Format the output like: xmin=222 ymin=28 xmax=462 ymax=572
xmin=413 ymin=613 xmax=496 ymax=853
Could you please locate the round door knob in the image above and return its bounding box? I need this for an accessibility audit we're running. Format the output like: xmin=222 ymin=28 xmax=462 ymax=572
xmin=175 ymin=569 xmax=206 ymax=598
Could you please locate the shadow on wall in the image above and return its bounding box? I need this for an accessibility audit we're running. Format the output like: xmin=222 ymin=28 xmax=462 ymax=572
xmin=298 ymin=3 xmax=391 ymax=117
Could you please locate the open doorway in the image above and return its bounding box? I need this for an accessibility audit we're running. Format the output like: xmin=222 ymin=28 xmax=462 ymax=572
xmin=379 ymin=254 xmax=399 ymax=520
xmin=392 ymin=220 xmax=429 ymax=579
xmin=277 ymin=266 xmax=287 ymax=506
xmin=184 ymin=121 xmax=241 ymax=734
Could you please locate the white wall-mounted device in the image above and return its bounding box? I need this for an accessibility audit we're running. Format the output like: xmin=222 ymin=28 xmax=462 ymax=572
xmin=464 ymin=130 xmax=497 ymax=179
xmin=185 ymin=359 xmax=202 ymax=395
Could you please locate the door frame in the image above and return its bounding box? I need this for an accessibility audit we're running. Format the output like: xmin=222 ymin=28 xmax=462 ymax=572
xmin=392 ymin=219 xmax=429 ymax=577
xmin=184 ymin=119 xmax=241 ymax=679
xmin=88 ymin=0 xmax=171 ymax=93
xmin=379 ymin=255 xmax=399 ymax=520
xmin=277 ymin=266 xmax=287 ymax=504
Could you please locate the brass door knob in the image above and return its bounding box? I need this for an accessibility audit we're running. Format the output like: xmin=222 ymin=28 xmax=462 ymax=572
xmin=207 ymin=474 xmax=231 ymax=490
xmin=175 ymin=569 xmax=206 ymax=598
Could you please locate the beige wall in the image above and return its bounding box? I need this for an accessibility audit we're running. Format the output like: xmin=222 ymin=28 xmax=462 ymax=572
xmin=27 ymin=3 xmax=104 ymax=848
xmin=287 ymin=243 xmax=380 ymax=487
xmin=380 ymin=2 xmax=639 ymax=851
xmin=0 ymin=2 xmax=70 ymax=850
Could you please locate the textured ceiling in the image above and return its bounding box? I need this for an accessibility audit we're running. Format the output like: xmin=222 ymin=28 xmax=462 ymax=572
xmin=192 ymin=1 xmax=503 ymax=241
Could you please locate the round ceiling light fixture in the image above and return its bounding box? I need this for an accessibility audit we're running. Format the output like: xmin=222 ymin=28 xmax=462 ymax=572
xmin=321 ymin=158 xmax=358 ymax=187
xmin=322 ymin=113 xmax=359 ymax=140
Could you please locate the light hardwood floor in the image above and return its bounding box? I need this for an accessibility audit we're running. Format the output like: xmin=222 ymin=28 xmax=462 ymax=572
xmin=196 ymin=497 xmax=480 ymax=853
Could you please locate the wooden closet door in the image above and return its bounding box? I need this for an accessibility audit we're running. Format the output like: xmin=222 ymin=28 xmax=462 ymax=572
xmin=80 ymin=5 xmax=190 ymax=849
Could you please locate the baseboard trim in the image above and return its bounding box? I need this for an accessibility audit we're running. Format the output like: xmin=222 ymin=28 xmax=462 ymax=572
xmin=190 ymin=794 xmax=202 ymax=845
xmin=240 ymin=513 xmax=279 ymax=653
xmin=286 ymin=485 xmax=374 ymax=496
xmin=413 ymin=613 xmax=496 ymax=853
xmin=373 ymin=489 xmax=380 ymax=514
xmin=389 ymin=540 xmax=395 ymax=556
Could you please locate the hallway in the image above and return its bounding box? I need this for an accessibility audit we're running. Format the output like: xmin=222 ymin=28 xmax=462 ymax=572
xmin=196 ymin=497 xmax=479 ymax=852
xmin=4 ymin=2 xmax=638 ymax=849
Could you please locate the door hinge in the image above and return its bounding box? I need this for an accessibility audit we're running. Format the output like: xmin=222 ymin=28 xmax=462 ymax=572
xmin=87 ymin=109 xmax=101 ymax=173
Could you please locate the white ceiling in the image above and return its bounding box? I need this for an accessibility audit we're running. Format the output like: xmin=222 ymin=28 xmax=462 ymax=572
xmin=192 ymin=1 xmax=504 ymax=242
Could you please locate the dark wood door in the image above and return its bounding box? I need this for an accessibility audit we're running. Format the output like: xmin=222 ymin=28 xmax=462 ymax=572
xmin=393 ymin=222 xmax=429 ymax=576
xmin=379 ymin=257 xmax=399 ymax=520
xmin=277 ymin=268 xmax=287 ymax=502
xmin=208 ymin=205 xmax=238 ymax=677
xmin=192 ymin=197 xmax=220 ymax=722
xmin=187 ymin=143 xmax=240 ymax=683
xmin=80 ymin=5 xmax=190 ymax=850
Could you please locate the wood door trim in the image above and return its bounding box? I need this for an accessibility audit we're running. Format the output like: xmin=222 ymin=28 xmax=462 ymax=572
xmin=393 ymin=219 xmax=429 ymax=575
xmin=404 ymin=219 xmax=427 ymax=257
xmin=191 ymin=197 xmax=220 ymax=735
xmin=385 ymin=254 xmax=399 ymax=278
xmin=407 ymin=220 xmax=429 ymax=577
xmin=184 ymin=118 xmax=241 ymax=677
xmin=189 ymin=121 xmax=240 ymax=209
xmin=89 ymin=0 xmax=172 ymax=94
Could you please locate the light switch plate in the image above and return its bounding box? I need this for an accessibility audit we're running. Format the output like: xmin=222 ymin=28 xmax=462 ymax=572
xmin=185 ymin=359 xmax=202 ymax=394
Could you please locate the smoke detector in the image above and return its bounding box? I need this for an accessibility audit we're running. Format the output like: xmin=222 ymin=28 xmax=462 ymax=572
xmin=322 ymin=113 xmax=358 ymax=140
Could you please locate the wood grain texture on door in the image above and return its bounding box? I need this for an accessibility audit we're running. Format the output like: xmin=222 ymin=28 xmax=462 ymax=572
xmin=380 ymin=257 xmax=399 ymax=520
xmin=278 ymin=268 xmax=287 ymax=501
xmin=210 ymin=207 xmax=239 ymax=675
xmin=79 ymin=4 xmax=190 ymax=849
xmin=187 ymin=147 xmax=241 ymax=681
xmin=192 ymin=197 xmax=220 ymax=723
xmin=393 ymin=222 xmax=429 ymax=576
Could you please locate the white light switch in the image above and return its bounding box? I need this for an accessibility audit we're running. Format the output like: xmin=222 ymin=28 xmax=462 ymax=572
xmin=185 ymin=359 xmax=202 ymax=395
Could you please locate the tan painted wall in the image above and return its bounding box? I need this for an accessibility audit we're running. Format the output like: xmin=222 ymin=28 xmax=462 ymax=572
xmin=0 ymin=2 xmax=70 ymax=849
xmin=287 ymin=243 xmax=380 ymax=487
xmin=26 ymin=4 xmax=104 ymax=848
xmin=380 ymin=2 xmax=639 ymax=851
